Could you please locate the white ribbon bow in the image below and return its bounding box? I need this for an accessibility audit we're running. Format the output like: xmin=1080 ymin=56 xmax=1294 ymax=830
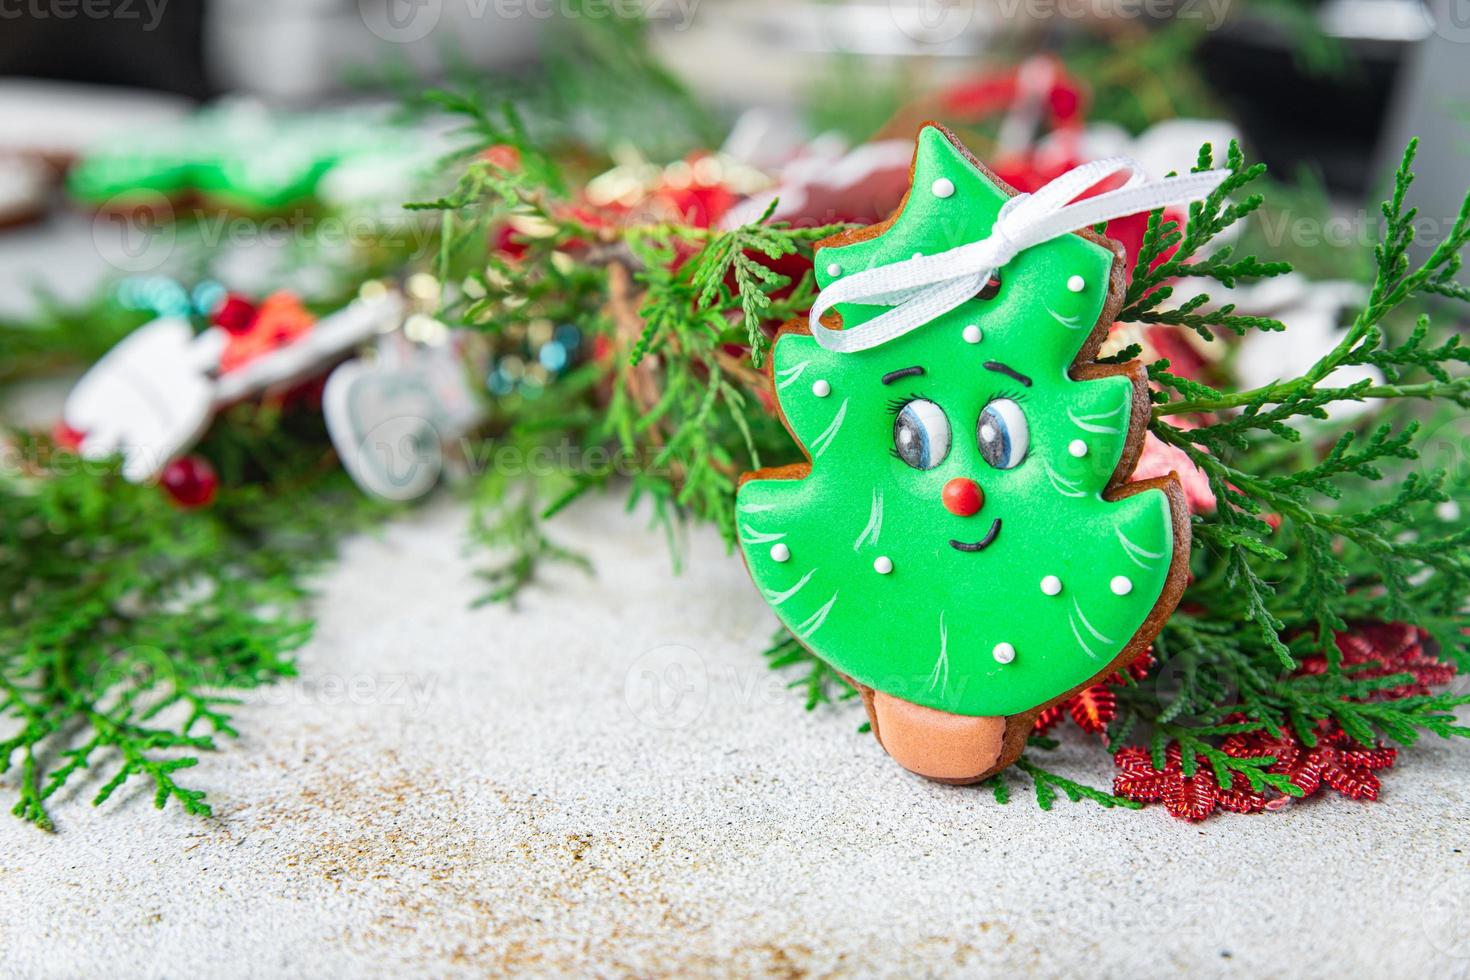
xmin=807 ymin=156 xmax=1231 ymax=354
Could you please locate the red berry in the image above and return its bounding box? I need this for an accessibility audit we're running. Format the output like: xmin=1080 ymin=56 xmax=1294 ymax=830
xmin=53 ymin=421 xmax=85 ymax=451
xmin=942 ymin=477 xmax=984 ymax=516
xmin=160 ymin=455 xmax=218 ymax=508
xmin=212 ymin=294 xmax=258 ymax=336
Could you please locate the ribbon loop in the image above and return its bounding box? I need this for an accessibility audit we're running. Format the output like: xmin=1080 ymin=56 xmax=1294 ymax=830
xmin=807 ymin=157 xmax=1229 ymax=354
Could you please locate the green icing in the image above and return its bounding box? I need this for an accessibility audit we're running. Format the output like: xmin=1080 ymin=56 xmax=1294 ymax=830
xmin=737 ymin=125 xmax=1175 ymax=718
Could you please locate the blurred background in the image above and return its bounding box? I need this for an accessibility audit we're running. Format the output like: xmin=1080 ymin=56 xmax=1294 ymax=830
xmin=1 ymin=0 xmax=1466 ymax=350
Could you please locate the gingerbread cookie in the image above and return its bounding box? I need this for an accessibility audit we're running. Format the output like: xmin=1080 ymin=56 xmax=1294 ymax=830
xmin=736 ymin=124 xmax=1207 ymax=783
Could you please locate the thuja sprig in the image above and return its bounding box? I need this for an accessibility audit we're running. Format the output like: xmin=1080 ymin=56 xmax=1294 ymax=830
xmin=1121 ymin=140 xmax=1292 ymax=341
xmin=0 ymin=422 xmax=383 ymax=830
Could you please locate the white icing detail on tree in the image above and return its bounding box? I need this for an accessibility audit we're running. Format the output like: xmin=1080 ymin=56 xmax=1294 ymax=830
xmin=853 ymin=489 xmax=884 ymax=550
xmin=1116 ymin=525 xmax=1164 ymax=567
xmin=764 ymin=568 xmax=815 ymax=605
xmin=798 ymin=592 xmax=839 ymax=638
xmin=1043 ymin=301 xmax=1086 ymax=330
xmin=1068 ymin=402 xmax=1126 ymax=435
xmin=1072 ymin=597 xmax=1115 ymax=644
xmin=809 ymin=399 xmax=849 ymax=458
xmin=741 ymin=524 xmax=786 ymax=544
xmin=1043 ymin=460 xmax=1086 ymax=498
xmin=1069 ymin=614 xmax=1098 ymax=659
xmin=927 ymin=612 xmax=949 ymax=693
xmin=775 ymin=360 xmax=809 ymax=390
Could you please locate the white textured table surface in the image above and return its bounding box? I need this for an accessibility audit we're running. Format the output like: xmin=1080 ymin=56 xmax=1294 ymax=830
xmin=4 ymin=494 xmax=1470 ymax=978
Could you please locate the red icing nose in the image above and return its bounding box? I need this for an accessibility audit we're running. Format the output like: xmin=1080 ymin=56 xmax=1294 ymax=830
xmin=942 ymin=478 xmax=984 ymax=516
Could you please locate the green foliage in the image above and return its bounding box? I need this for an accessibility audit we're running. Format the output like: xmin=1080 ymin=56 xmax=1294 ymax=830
xmin=0 ymin=415 xmax=384 ymax=830
xmin=1120 ymin=139 xmax=1470 ymax=778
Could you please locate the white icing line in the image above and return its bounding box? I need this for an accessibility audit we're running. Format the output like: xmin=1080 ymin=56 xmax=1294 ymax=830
xmin=740 ymin=524 xmax=786 ymax=544
xmin=927 ymin=612 xmax=949 ymax=694
xmin=775 ymin=360 xmax=809 ymax=390
xmin=1068 ymin=401 xmax=1126 ymax=435
xmin=1069 ymin=613 xmax=1099 ymax=660
xmin=809 ymin=398 xmax=849 ymax=458
xmin=1116 ymin=525 xmax=1164 ymax=568
xmin=853 ymin=489 xmax=883 ymax=550
xmin=764 ymin=568 xmax=815 ymax=606
xmin=798 ymin=592 xmax=839 ymax=638
xmin=738 ymin=501 xmax=778 ymax=513
xmin=1043 ymin=301 xmax=1086 ymax=330
xmin=1072 ymin=596 xmax=1115 ymax=645
xmin=1043 ymin=460 xmax=1086 ymax=498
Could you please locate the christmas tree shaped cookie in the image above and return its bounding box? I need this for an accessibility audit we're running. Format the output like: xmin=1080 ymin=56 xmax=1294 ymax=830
xmin=738 ymin=125 xmax=1189 ymax=783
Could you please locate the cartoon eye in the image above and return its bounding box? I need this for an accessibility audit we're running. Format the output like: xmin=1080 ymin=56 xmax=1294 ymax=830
xmin=893 ymin=399 xmax=951 ymax=470
xmin=976 ymin=271 xmax=1002 ymax=301
xmin=977 ymin=398 xmax=1029 ymax=469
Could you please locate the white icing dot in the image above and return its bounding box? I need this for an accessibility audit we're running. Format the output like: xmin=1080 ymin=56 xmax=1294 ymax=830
xmin=873 ymin=556 xmax=894 ymax=575
xmin=1041 ymin=575 xmax=1062 ymax=596
xmin=827 ymin=262 xmax=842 ymax=277
xmin=962 ymin=324 xmax=982 ymax=344
xmin=931 ymin=177 xmax=955 ymax=198
xmin=771 ymin=543 xmax=790 ymax=563
xmin=912 ymin=251 xmax=924 ymax=260
xmin=1067 ymin=275 xmax=1086 ymax=293
xmin=979 ymin=423 xmax=997 ymax=443
xmin=992 ymin=642 xmax=1016 ymax=665
xmin=1110 ymin=575 xmax=1133 ymax=596
xmin=1068 ymin=439 xmax=1088 ymax=458
xmin=812 ymin=379 xmax=831 ymax=398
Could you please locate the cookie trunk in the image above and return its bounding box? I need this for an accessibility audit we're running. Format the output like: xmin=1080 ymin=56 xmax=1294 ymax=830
xmin=854 ymin=679 xmax=1030 ymax=784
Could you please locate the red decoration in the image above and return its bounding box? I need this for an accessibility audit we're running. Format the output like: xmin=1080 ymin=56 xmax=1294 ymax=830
xmin=1222 ymin=723 xmax=1397 ymax=803
xmin=941 ymin=477 xmax=983 ymax=517
xmin=212 ymin=293 xmax=259 ymax=336
xmin=1298 ymin=622 xmax=1455 ymax=698
xmin=1035 ymin=651 xmax=1153 ymax=735
xmin=159 ymin=455 xmax=219 ymax=509
xmin=1132 ymin=430 xmax=1216 ymax=514
xmin=1114 ymin=744 xmax=1268 ymax=820
xmin=219 ymin=292 xmax=316 ymax=374
xmin=52 ymin=420 xmax=85 ymax=451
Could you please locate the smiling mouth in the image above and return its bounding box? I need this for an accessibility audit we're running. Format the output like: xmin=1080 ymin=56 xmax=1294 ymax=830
xmin=950 ymin=519 xmax=1001 ymax=553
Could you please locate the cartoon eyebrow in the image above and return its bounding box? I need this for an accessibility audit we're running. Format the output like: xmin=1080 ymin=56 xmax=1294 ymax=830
xmin=984 ymin=361 xmax=1032 ymax=387
xmin=881 ymin=366 xmax=925 ymax=385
